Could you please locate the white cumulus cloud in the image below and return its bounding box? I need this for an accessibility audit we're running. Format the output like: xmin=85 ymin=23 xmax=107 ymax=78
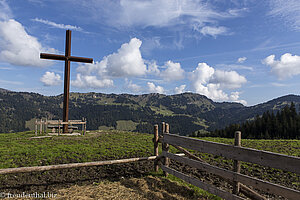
xmin=76 ymin=60 xmax=107 ymax=77
xmin=73 ymin=38 xmax=146 ymax=89
xmin=0 ymin=19 xmax=54 ymax=67
xmin=190 ymin=62 xmax=247 ymax=104
xmin=0 ymin=1 xmax=55 ymax=67
xmin=211 ymin=70 xmax=247 ymax=89
xmin=146 ymin=61 xmax=160 ymax=76
xmin=40 ymin=71 xmax=62 ymax=86
xmin=161 ymin=61 xmax=185 ymax=81
xmin=229 ymin=91 xmax=247 ymax=105
xmin=262 ymin=53 xmax=300 ymax=79
xmin=105 ymin=38 xmax=147 ymax=77
xmin=147 ymin=82 xmax=164 ymax=94
xmin=174 ymin=85 xmax=186 ymax=94
xmin=126 ymin=79 xmax=142 ymax=93
xmin=72 ymin=74 xmax=113 ymax=89
xmin=191 ymin=63 xmax=215 ymax=84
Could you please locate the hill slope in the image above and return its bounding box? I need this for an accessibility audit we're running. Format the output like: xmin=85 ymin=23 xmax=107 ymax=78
xmin=0 ymin=88 xmax=300 ymax=135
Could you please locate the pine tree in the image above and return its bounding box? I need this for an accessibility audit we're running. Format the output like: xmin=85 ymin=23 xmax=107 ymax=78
xmin=212 ymin=103 xmax=300 ymax=139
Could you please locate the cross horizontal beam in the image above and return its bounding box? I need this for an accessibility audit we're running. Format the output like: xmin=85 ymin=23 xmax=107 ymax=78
xmin=40 ymin=53 xmax=93 ymax=63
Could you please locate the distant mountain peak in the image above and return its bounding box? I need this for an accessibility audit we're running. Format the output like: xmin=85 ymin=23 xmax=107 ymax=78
xmin=0 ymin=88 xmax=11 ymax=93
xmin=254 ymin=94 xmax=300 ymax=107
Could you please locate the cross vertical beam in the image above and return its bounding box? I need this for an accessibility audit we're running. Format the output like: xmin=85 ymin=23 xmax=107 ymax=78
xmin=63 ymin=30 xmax=71 ymax=133
xmin=40 ymin=30 xmax=93 ymax=133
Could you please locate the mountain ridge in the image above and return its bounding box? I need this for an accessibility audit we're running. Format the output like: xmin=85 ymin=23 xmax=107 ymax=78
xmin=0 ymin=88 xmax=299 ymax=135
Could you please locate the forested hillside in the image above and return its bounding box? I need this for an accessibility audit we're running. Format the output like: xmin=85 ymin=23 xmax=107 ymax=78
xmin=1 ymin=88 xmax=300 ymax=136
xmin=211 ymin=103 xmax=300 ymax=139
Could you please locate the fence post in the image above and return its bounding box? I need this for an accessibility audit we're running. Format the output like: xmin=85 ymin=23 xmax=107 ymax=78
xmin=35 ymin=119 xmax=37 ymax=136
xmin=44 ymin=118 xmax=47 ymax=134
xmin=163 ymin=123 xmax=170 ymax=176
xmin=162 ymin=122 xmax=169 ymax=176
xmin=84 ymin=118 xmax=86 ymax=135
xmin=161 ymin=122 xmax=165 ymax=134
xmin=82 ymin=118 xmax=84 ymax=135
xmin=58 ymin=120 xmax=61 ymax=136
xmin=233 ymin=131 xmax=241 ymax=194
xmin=154 ymin=124 xmax=159 ymax=172
xmin=40 ymin=119 xmax=43 ymax=135
xmin=165 ymin=123 xmax=169 ymax=134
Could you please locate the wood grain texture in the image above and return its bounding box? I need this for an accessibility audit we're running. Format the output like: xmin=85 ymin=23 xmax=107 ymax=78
xmin=154 ymin=125 xmax=159 ymax=172
xmin=0 ymin=156 xmax=158 ymax=175
xmin=233 ymin=131 xmax=241 ymax=194
xmin=161 ymin=165 xmax=245 ymax=200
xmin=163 ymin=133 xmax=300 ymax=174
xmin=164 ymin=152 xmax=300 ymax=200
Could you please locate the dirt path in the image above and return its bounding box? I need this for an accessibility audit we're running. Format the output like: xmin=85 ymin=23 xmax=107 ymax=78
xmin=2 ymin=176 xmax=205 ymax=200
xmin=55 ymin=176 xmax=204 ymax=200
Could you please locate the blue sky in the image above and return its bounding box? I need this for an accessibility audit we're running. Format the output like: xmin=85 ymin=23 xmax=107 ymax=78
xmin=1 ymin=0 xmax=300 ymax=105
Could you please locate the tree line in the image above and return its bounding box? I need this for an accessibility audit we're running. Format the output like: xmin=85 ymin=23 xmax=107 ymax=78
xmin=211 ymin=103 xmax=300 ymax=139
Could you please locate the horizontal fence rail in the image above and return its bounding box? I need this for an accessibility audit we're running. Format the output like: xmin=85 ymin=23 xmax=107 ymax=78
xmin=36 ymin=122 xmax=86 ymax=125
xmin=161 ymin=165 xmax=245 ymax=200
xmin=0 ymin=153 xmax=185 ymax=175
xmin=0 ymin=156 xmax=159 ymax=175
xmin=163 ymin=152 xmax=300 ymax=200
xmin=163 ymin=133 xmax=300 ymax=174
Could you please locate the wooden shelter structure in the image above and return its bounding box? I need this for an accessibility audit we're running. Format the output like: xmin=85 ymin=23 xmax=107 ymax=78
xmin=35 ymin=118 xmax=87 ymax=136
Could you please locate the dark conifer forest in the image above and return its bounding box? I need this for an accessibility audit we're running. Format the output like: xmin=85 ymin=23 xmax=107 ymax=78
xmin=211 ymin=103 xmax=300 ymax=139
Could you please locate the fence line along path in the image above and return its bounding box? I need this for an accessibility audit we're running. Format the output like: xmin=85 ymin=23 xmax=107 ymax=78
xmin=155 ymin=123 xmax=300 ymax=200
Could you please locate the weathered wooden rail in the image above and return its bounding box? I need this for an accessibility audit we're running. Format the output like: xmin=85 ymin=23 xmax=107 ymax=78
xmin=0 ymin=154 xmax=185 ymax=176
xmin=0 ymin=156 xmax=158 ymax=175
xmin=154 ymin=123 xmax=300 ymax=200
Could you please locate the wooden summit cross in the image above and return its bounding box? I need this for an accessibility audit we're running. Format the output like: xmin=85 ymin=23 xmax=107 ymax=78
xmin=40 ymin=30 xmax=93 ymax=133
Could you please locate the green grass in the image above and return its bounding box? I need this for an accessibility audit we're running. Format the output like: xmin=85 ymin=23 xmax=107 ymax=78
xmin=1 ymin=132 xmax=298 ymax=169
xmin=167 ymin=174 xmax=221 ymax=200
xmin=148 ymin=170 xmax=221 ymax=200
xmin=0 ymin=130 xmax=153 ymax=169
xmin=193 ymin=118 xmax=209 ymax=129
xmin=149 ymin=105 xmax=175 ymax=116
xmin=98 ymin=125 xmax=115 ymax=130
xmin=1 ymin=131 xmax=299 ymax=199
xmin=116 ymin=120 xmax=139 ymax=131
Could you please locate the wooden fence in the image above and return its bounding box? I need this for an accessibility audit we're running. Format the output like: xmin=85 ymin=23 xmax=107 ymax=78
xmin=1 ymin=123 xmax=299 ymax=200
xmin=154 ymin=122 xmax=300 ymax=200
